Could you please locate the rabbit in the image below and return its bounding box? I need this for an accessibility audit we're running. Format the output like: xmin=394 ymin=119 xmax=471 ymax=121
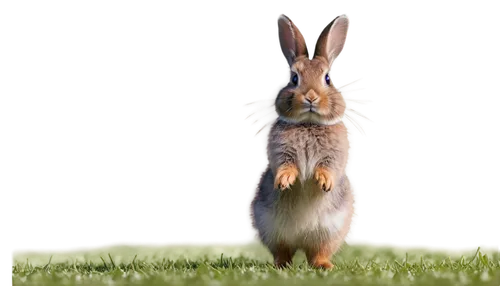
xmin=250 ymin=14 xmax=354 ymax=270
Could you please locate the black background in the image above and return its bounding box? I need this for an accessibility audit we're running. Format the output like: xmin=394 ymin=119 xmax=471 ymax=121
xmin=8 ymin=6 xmax=499 ymax=247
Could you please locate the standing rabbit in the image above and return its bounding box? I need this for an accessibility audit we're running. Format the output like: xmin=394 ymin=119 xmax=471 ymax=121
xmin=251 ymin=14 xmax=354 ymax=269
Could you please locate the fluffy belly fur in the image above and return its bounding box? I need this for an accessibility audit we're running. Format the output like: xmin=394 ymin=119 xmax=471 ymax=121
xmin=251 ymin=168 xmax=353 ymax=251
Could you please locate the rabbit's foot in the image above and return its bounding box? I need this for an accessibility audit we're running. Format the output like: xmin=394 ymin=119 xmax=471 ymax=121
xmin=306 ymin=245 xmax=335 ymax=270
xmin=310 ymin=258 xmax=334 ymax=269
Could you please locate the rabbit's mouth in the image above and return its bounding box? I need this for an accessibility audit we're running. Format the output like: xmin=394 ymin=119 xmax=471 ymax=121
xmin=307 ymin=109 xmax=320 ymax=116
xmin=301 ymin=102 xmax=319 ymax=113
xmin=302 ymin=106 xmax=320 ymax=115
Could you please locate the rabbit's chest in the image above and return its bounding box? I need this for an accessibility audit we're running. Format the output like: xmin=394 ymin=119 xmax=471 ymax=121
xmin=291 ymin=135 xmax=328 ymax=182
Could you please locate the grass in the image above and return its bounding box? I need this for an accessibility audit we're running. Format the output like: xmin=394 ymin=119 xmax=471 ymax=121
xmin=12 ymin=244 xmax=500 ymax=286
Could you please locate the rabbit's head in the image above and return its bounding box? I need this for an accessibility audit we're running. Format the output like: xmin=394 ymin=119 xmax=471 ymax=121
xmin=275 ymin=15 xmax=349 ymax=125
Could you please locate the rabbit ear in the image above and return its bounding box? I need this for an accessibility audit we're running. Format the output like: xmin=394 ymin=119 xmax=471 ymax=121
xmin=314 ymin=15 xmax=349 ymax=66
xmin=278 ymin=15 xmax=309 ymax=66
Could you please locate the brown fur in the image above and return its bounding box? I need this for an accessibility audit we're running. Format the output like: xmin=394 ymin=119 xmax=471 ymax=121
xmin=275 ymin=57 xmax=346 ymax=126
xmin=273 ymin=242 xmax=297 ymax=268
xmin=268 ymin=121 xmax=349 ymax=183
xmin=251 ymin=14 xmax=354 ymax=269
xmin=247 ymin=165 xmax=269 ymax=240
xmin=305 ymin=242 xmax=335 ymax=269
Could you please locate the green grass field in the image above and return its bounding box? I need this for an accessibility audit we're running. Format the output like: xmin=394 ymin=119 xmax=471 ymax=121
xmin=13 ymin=244 xmax=499 ymax=286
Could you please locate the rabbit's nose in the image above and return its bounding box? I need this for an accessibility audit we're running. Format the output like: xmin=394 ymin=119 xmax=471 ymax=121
xmin=306 ymin=96 xmax=319 ymax=103
xmin=305 ymin=90 xmax=319 ymax=103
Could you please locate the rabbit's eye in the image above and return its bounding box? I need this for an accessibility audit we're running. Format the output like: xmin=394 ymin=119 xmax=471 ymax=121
xmin=291 ymin=74 xmax=298 ymax=86
xmin=325 ymin=74 xmax=331 ymax=85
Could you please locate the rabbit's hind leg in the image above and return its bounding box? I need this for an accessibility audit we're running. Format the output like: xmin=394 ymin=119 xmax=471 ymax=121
xmin=304 ymin=242 xmax=336 ymax=270
xmin=271 ymin=242 xmax=297 ymax=268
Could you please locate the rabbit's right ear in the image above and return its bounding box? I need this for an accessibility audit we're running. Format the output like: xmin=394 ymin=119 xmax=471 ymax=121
xmin=278 ymin=15 xmax=309 ymax=67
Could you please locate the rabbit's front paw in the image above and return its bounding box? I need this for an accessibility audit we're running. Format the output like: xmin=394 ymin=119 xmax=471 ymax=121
xmin=314 ymin=167 xmax=335 ymax=192
xmin=274 ymin=165 xmax=298 ymax=191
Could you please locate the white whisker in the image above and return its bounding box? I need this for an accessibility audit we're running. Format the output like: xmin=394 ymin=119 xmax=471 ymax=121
xmin=241 ymin=98 xmax=265 ymax=107
xmin=337 ymin=78 xmax=361 ymax=90
xmin=253 ymin=121 xmax=271 ymax=137
xmin=344 ymin=113 xmax=365 ymax=135
xmin=347 ymin=108 xmax=371 ymax=121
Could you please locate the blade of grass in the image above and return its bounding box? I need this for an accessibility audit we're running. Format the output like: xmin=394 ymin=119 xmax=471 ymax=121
xmin=160 ymin=257 xmax=166 ymax=270
xmin=479 ymin=255 xmax=488 ymax=266
xmin=43 ymin=254 xmax=52 ymax=270
xmin=421 ymin=257 xmax=428 ymax=270
xmin=355 ymin=257 xmax=366 ymax=270
xmin=448 ymin=255 xmax=455 ymax=270
xmin=467 ymin=245 xmax=479 ymax=266
xmin=206 ymin=263 xmax=222 ymax=274
xmin=384 ymin=259 xmax=389 ymax=270
xmin=130 ymin=254 xmax=137 ymax=271
xmin=108 ymin=253 xmax=116 ymax=269
xmin=100 ymin=256 xmax=109 ymax=271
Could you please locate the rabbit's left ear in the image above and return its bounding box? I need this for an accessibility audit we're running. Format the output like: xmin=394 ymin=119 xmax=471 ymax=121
xmin=314 ymin=15 xmax=349 ymax=66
